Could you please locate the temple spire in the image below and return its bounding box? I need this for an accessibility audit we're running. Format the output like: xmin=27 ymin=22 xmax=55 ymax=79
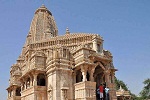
xmin=26 ymin=5 xmax=58 ymax=44
xmin=65 ymin=27 xmax=70 ymax=35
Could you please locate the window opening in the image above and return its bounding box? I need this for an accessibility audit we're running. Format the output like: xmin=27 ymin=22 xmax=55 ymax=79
xmin=37 ymin=74 xmax=46 ymax=86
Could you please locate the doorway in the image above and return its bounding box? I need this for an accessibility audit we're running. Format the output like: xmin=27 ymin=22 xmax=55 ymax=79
xmin=94 ymin=65 xmax=105 ymax=100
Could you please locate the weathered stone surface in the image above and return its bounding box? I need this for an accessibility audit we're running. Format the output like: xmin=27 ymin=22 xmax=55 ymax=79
xmin=7 ymin=5 xmax=117 ymax=100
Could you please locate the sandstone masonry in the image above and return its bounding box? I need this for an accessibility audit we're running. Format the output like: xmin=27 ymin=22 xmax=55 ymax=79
xmin=7 ymin=5 xmax=117 ymax=100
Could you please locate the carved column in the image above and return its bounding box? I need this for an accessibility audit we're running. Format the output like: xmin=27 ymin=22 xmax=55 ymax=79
xmin=10 ymin=90 xmax=12 ymax=97
xmin=13 ymin=86 xmax=17 ymax=96
xmin=104 ymin=70 xmax=111 ymax=86
xmin=81 ymin=65 xmax=88 ymax=82
xmin=25 ymin=81 xmax=27 ymax=89
xmin=20 ymin=80 xmax=24 ymax=91
xmin=29 ymin=75 xmax=32 ymax=87
xmin=27 ymin=80 xmax=30 ymax=88
xmin=89 ymin=67 xmax=95 ymax=82
xmin=33 ymin=74 xmax=38 ymax=86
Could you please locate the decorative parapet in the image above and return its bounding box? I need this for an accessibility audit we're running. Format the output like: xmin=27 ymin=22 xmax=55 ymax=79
xmin=74 ymin=81 xmax=96 ymax=100
xmin=28 ymin=33 xmax=95 ymax=49
xmin=21 ymin=86 xmax=46 ymax=97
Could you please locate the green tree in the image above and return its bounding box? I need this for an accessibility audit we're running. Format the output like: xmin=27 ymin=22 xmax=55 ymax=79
xmin=115 ymin=77 xmax=140 ymax=99
xmin=115 ymin=77 xmax=128 ymax=91
xmin=140 ymin=78 xmax=150 ymax=99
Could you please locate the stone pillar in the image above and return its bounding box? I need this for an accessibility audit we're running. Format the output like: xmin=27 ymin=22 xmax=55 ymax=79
xmin=104 ymin=70 xmax=110 ymax=86
xmin=33 ymin=74 xmax=38 ymax=86
xmin=82 ymin=71 xmax=87 ymax=82
xmin=89 ymin=67 xmax=95 ymax=82
xmin=81 ymin=65 xmax=88 ymax=82
xmin=29 ymin=75 xmax=32 ymax=87
xmin=20 ymin=80 xmax=23 ymax=92
xmin=9 ymin=90 xmax=12 ymax=97
xmin=92 ymin=36 xmax=98 ymax=52
xmin=13 ymin=86 xmax=17 ymax=96
xmin=21 ymin=83 xmax=23 ymax=91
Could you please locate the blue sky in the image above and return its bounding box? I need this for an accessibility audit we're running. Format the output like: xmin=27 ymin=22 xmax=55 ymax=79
xmin=0 ymin=0 xmax=150 ymax=99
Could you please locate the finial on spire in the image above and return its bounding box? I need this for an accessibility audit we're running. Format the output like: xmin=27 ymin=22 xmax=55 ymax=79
xmin=66 ymin=27 xmax=70 ymax=35
xmin=35 ymin=4 xmax=52 ymax=15
xmin=41 ymin=4 xmax=45 ymax=8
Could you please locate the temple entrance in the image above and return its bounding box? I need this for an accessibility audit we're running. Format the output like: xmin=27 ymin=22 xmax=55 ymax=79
xmin=94 ymin=65 xmax=105 ymax=100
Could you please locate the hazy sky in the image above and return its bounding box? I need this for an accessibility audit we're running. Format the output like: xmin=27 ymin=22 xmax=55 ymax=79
xmin=0 ymin=0 xmax=150 ymax=99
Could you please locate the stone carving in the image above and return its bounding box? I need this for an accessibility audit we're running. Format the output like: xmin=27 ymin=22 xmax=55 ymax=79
xmin=48 ymin=85 xmax=53 ymax=100
xmin=7 ymin=4 xmax=117 ymax=100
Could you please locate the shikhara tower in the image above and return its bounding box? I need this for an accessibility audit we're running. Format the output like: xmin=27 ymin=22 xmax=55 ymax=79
xmin=7 ymin=5 xmax=117 ymax=100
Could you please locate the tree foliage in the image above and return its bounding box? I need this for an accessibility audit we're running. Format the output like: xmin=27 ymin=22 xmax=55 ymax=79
xmin=114 ymin=77 xmax=150 ymax=100
xmin=115 ymin=77 xmax=138 ymax=99
xmin=114 ymin=77 xmax=128 ymax=91
xmin=140 ymin=78 xmax=150 ymax=99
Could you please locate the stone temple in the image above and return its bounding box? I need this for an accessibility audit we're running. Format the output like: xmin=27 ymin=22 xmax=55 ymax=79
xmin=7 ymin=5 xmax=117 ymax=100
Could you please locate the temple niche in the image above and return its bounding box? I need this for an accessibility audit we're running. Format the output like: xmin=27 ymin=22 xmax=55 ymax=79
xmin=7 ymin=5 xmax=117 ymax=100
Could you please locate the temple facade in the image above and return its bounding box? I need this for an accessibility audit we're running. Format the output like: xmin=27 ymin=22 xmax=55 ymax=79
xmin=7 ymin=5 xmax=117 ymax=100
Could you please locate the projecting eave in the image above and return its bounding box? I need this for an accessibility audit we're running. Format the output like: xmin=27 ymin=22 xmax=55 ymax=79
xmin=88 ymin=53 xmax=112 ymax=64
xmin=28 ymin=33 xmax=102 ymax=43
xmin=6 ymin=84 xmax=19 ymax=91
xmin=109 ymin=67 xmax=118 ymax=71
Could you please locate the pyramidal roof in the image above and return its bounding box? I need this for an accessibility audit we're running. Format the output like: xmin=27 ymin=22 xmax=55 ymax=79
xmin=26 ymin=5 xmax=58 ymax=44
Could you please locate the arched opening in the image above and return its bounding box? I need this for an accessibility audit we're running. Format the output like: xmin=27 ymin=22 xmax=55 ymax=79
xmin=94 ymin=65 xmax=105 ymax=100
xmin=37 ymin=74 xmax=46 ymax=86
xmin=76 ymin=70 xmax=82 ymax=83
xmin=94 ymin=65 xmax=105 ymax=87
xmin=16 ymin=87 xmax=21 ymax=96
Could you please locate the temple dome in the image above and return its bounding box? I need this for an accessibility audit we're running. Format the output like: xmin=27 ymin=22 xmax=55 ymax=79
xmin=26 ymin=5 xmax=58 ymax=44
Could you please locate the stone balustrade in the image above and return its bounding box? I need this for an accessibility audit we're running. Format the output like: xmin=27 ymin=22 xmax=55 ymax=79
xmin=74 ymin=81 xmax=96 ymax=100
